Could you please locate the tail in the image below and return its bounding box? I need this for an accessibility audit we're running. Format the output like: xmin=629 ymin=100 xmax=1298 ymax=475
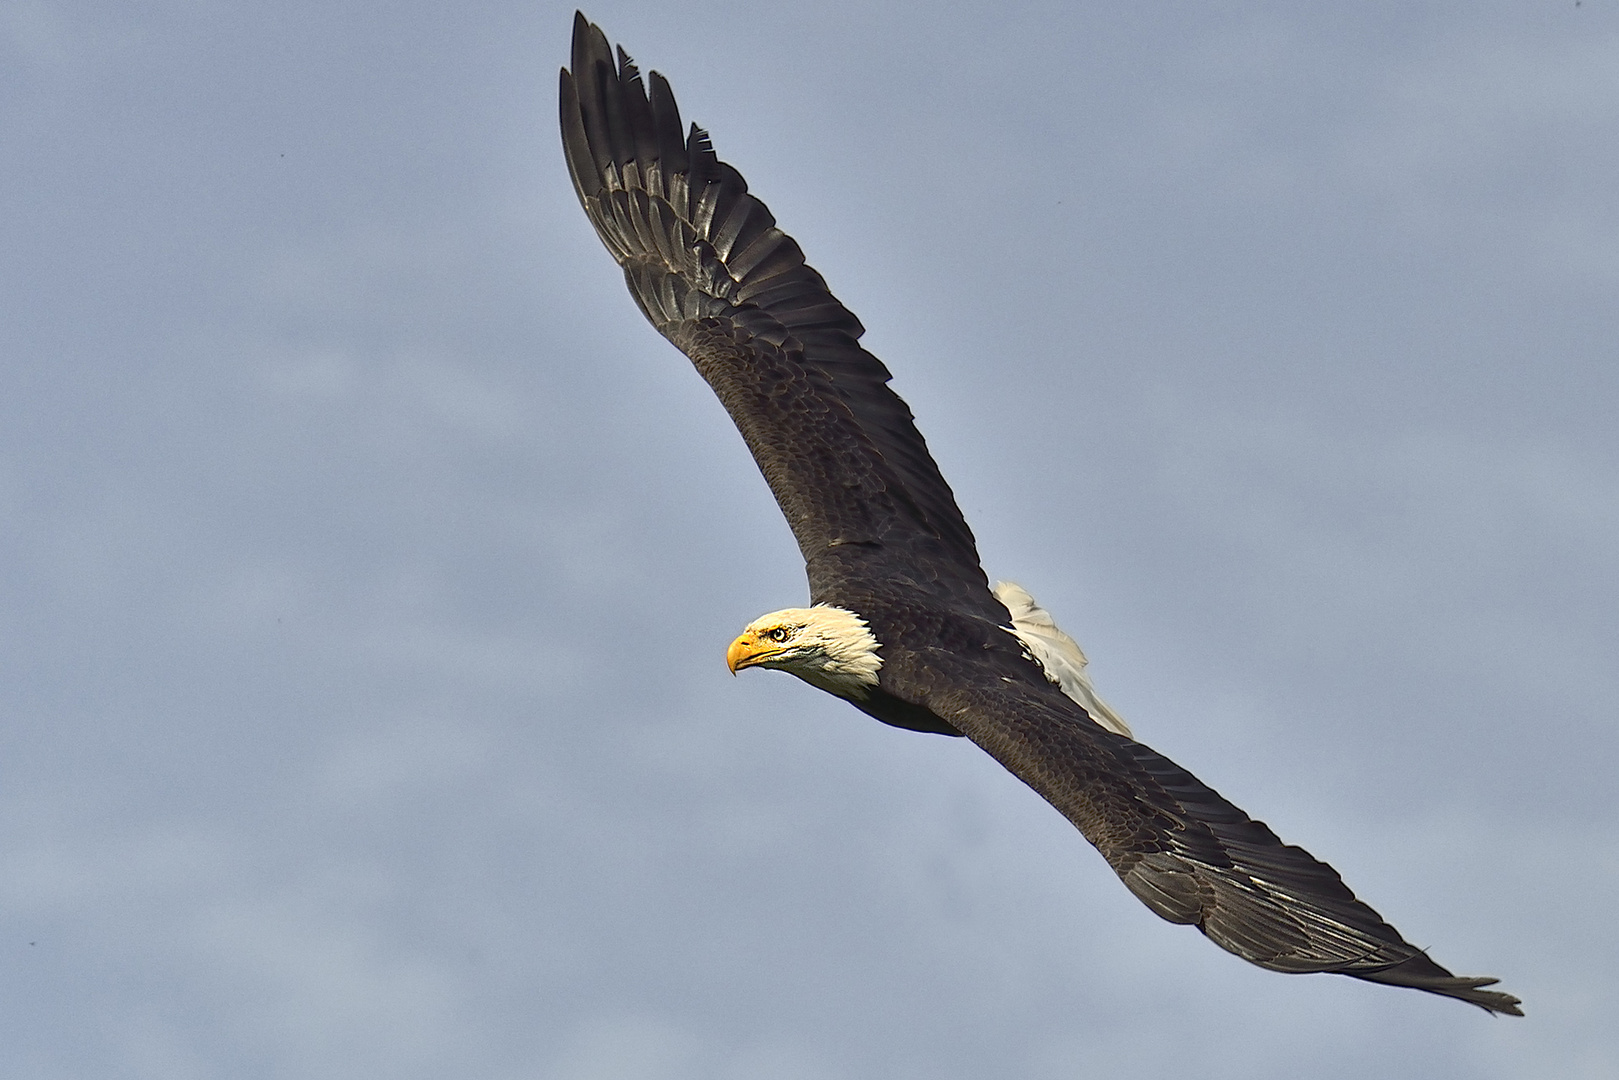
xmin=993 ymin=581 xmax=1133 ymax=737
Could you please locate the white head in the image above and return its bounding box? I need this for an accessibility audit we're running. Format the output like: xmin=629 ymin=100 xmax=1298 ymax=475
xmin=725 ymin=605 xmax=882 ymax=700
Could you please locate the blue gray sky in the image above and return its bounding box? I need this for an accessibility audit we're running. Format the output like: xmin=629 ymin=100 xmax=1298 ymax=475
xmin=4 ymin=2 xmax=1616 ymax=1077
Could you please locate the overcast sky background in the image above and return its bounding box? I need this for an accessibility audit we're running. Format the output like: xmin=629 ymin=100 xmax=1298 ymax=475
xmin=4 ymin=2 xmax=1616 ymax=1077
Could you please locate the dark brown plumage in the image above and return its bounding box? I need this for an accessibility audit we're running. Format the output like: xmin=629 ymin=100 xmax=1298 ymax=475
xmin=559 ymin=12 xmax=1520 ymax=1015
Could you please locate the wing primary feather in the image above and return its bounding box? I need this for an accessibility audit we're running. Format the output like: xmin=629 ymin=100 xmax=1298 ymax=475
xmin=570 ymin=16 xmax=618 ymax=191
xmin=648 ymin=72 xmax=689 ymax=176
xmin=614 ymin=47 xmax=662 ymax=187
xmin=557 ymin=71 xmax=594 ymax=206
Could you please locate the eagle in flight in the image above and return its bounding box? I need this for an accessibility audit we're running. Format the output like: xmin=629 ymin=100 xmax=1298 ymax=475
xmin=559 ymin=12 xmax=1520 ymax=1015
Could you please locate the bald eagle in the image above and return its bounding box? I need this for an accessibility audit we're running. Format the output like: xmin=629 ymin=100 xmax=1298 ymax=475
xmin=559 ymin=13 xmax=1520 ymax=1016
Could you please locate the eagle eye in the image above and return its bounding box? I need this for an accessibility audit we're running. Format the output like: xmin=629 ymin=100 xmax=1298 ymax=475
xmin=766 ymin=626 xmax=791 ymax=643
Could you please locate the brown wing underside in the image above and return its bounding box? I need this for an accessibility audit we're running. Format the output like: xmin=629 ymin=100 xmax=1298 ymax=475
xmin=560 ymin=14 xmax=1000 ymax=619
xmin=924 ymin=668 xmax=1521 ymax=1014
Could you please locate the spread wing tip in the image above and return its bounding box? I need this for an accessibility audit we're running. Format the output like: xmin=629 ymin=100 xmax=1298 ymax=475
xmin=558 ymin=11 xmax=991 ymax=585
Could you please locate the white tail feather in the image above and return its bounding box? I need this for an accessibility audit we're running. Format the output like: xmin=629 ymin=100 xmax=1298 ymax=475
xmin=992 ymin=581 xmax=1133 ymax=738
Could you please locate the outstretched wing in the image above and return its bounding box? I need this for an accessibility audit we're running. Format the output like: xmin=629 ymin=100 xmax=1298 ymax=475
xmin=921 ymin=666 xmax=1522 ymax=1014
xmin=560 ymin=14 xmax=1002 ymax=620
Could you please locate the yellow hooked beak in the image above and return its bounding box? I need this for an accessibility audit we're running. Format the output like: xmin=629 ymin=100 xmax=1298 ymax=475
xmin=726 ymin=633 xmax=780 ymax=675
